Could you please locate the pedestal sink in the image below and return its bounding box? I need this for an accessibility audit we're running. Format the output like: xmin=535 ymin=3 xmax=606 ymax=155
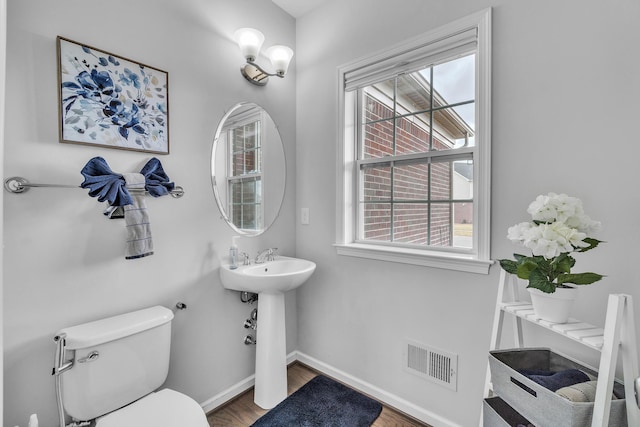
xmin=220 ymin=256 xmax=316 ymax=409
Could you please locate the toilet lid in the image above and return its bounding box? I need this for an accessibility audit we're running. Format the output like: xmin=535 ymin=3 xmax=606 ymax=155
xmin=95 ymin=388 xmax=209 ymax=427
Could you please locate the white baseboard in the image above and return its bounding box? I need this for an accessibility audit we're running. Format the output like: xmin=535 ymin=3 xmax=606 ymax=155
xmin=199 ymin=352 xmax=298 ymax=413
xmin=200 ymin=374 xmax=255 ymax=414
xmin=294 ymin=351 xmax=462 ymax=427
xmin=200 ymin=351 xmax=461 ymax=427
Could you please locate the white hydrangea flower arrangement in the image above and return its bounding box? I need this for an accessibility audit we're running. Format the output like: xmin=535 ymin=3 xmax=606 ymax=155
xmin=499 ymin=193 xmax=604 ymax=294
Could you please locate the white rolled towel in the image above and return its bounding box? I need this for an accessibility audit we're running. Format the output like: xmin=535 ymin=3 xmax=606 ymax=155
xmin=122 ymin=173 xmax=153 ymax=259
xmin=556 ymin=380 xmax=618 ymax=402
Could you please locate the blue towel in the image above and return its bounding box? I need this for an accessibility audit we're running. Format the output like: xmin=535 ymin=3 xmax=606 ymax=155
xmin=80 ymin=157 xmax=175 ymax=206
xmin=141 ymin=157 xmax=175 ymax=197
xmin=80 ymin=157 xmax=132 ymax=206
xmin=519 ymin=369 xmax=590 ymax=392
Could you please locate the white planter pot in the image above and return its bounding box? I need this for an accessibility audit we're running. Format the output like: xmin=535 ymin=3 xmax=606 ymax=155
xmin=528 ymin=286 xmax=578 ymax=324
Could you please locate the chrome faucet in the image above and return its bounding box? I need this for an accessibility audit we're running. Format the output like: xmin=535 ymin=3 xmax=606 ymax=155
xmin=255 ymin=247 xmax=277 ymax=264
xmin=239 ymin=252 xmax=250 ymax=266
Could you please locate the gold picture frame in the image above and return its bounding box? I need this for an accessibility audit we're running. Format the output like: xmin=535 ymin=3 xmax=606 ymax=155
xmin=57 ymin=36 xmax=169 ymax=154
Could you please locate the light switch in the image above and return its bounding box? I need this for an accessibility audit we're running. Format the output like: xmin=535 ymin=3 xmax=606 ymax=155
xmin=301 ymin=208 xmax=310 ymax=225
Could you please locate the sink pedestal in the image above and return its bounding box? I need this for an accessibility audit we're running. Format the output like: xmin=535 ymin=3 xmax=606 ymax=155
xmin=254 ymin=292 xmax=287 ymax=409
xmin=218 ymin=257 xmax=317 ymax=409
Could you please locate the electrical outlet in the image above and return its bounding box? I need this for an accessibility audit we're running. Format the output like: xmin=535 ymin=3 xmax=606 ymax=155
xmin=301 ymin=208 xmax=310 ymax=225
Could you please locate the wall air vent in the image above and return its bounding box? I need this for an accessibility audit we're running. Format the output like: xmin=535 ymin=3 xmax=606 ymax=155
xmin=405 ymin=340 xmax=458 ymax=391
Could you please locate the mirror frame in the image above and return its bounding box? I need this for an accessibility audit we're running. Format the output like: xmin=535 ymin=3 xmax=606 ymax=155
xmin=211 ymin=101 xmax=286 ymax=236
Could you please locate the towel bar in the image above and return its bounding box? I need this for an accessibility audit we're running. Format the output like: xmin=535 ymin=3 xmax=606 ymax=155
xmin=4 ymin=176 xmax=185 ymax=198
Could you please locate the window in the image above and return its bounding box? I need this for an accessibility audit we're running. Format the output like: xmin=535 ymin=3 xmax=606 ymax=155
xmin=224 ymin=108 xmax=264 ymax=232
xmin=336 ymin=9 xmax=492 ymax=273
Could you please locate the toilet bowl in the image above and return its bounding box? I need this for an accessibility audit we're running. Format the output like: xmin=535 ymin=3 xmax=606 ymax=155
xmin=95 ymin=389 xmax=208 ymax=427
xmin=53 ymin=306 xmax=208 ymax=426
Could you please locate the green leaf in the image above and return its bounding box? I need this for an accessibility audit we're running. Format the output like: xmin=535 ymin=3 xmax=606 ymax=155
xmin=575 ymin=238 xmax=603 ymax=253
xmin=516 ymin=260 xmax=539 ymax=280
xmin=557 ymin=272 xmax=604 ymax=285
xmin=553 ymin=253 xmax=575 ymax=274
xmin=527 ymin=268 xmax=556 ymax=293
xmin=499 ymin=259 xmax=518 ymax=275
xmin=532 ymin=257 xmax=552 ymax=277
xmin=513 ymin=253 xmax=528 ymax=262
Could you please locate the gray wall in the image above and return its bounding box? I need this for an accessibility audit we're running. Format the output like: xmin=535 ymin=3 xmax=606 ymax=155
xmin=295 ymin=0 xmax=640 ymax=426
xmin=4 ymin=0 xmax=640 ymax=426
xmin=3 ymin=1 xmax=296 ymax=426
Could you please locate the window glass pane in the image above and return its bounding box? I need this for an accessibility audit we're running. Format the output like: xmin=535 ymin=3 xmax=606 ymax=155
xmin=362 ymin=202 xmax=391 ymax=242
xmin=231 ymin=152 xmax=244 ymax=176
xmin=453 ymin=160 xmax=473 ymax=199
xmin=433 ymin=54 xmax=475 ymax=106
xmin=432 ymin=106 xmax=474 ymax=150
xmin=362 ymin=121 xmax=394 ymax=158
xmin=230 ymin=121 xmax=262 ymax=175
xmin=453 ymin=202 xmax=473 ymax=249
xmin=241 ymin=206 xmax=256 ymax=229
xmin=393 ymin=162 xmax=428 ymax=201
xmin=395 ymin=114 xmax=431 ymax=155
xmin=233 ymin=150 xmax=260 ymax=175
xmin=429 ymin=203 xmax=452 ymax=246
xmin=230 ymin=181 xmax=241 ymax=205
xmin=244 ymin=122 xmax=258 ymax=150
xmin=241 ymin=179 xmax=257 ymax=203
xmin=362 ymin=164 xmax=391 ymax=202
xmin=255 ymin=179 xmax=262 ymax=204
xmin=451 ymin=102 xmax=475 ymax=148
xmin=364 ymin=84 xmax=394 ymax=122
xmin=393 ymin=203 xmax=428 ymax=244
xmin=430 ymin=161 xmax=451 ymax=200
xmin=232 ymin=128 xmax=244 ymax=152
xmin=245 ymin=150 xmax=258 ymax=173
xmin=232 ymin=202 xmax=243 ymax=227
xmin=396 ymin=70 xmax=432 ymax=116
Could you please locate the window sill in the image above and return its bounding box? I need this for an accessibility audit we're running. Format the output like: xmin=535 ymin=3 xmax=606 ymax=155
xmin=334 ymin=243 xmax=494 ymax=274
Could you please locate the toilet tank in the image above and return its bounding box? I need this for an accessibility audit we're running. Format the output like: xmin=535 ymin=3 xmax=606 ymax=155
xmin=56 ymin=306 xmax=175 ymax=421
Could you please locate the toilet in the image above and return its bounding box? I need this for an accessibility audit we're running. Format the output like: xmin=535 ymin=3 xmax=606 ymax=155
xmin=53 ymin=306 xmax=209 ymax=427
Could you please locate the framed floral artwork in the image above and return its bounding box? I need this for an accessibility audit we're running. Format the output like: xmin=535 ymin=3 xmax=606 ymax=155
xmin=57 ymin=36 xmax=169 ymax=154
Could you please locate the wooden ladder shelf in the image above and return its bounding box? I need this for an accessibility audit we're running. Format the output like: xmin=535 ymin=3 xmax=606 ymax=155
xmin=484 ymin=270 xmax=640 ymax=426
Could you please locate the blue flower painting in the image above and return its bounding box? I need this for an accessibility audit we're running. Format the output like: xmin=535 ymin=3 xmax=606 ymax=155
xmin=57 ymin=37 xmax=169 ymax=154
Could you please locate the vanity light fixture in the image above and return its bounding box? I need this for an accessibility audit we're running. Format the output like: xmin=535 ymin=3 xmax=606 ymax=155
xmin=233 ymin=28 xmax=294 ymax=86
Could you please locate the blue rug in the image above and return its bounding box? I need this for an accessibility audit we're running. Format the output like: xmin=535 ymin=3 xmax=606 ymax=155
xmin=251 ymin=375 xmax=383 ymax=427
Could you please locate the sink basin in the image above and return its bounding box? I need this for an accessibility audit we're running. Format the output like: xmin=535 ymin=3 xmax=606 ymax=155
xmin=220 ymin=256 xmax=316 ymax=294
xmin=219 ymin=255 xmax=317 ymax=409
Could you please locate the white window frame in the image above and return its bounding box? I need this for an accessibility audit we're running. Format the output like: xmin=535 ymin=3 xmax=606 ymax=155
xmin=335 ymin=9 xmax=493 ymax=274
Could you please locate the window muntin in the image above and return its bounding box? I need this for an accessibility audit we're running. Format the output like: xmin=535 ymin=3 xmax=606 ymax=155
xmin=356 ymin=55 xmax=475 ymax=251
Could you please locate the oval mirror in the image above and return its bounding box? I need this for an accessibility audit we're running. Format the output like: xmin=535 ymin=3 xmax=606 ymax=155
xmin=211 ymin=102 xmax=286 ymax=236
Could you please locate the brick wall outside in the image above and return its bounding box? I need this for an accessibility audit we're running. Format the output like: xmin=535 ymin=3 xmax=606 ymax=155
xmin=362 ymin=94 xmax=455 ymax=246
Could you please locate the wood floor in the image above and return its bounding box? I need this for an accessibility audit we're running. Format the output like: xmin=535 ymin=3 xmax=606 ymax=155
xmin=207 ymin=362 xmax=431 ymax=427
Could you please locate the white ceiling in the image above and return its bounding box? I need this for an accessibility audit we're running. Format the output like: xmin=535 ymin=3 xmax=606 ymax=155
xmin=271 ymin=0 xmax=329 ymax=18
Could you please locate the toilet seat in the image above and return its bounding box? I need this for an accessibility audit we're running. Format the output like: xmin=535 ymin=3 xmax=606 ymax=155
xmin=95 ymin=388 xmax=209 ymax=427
